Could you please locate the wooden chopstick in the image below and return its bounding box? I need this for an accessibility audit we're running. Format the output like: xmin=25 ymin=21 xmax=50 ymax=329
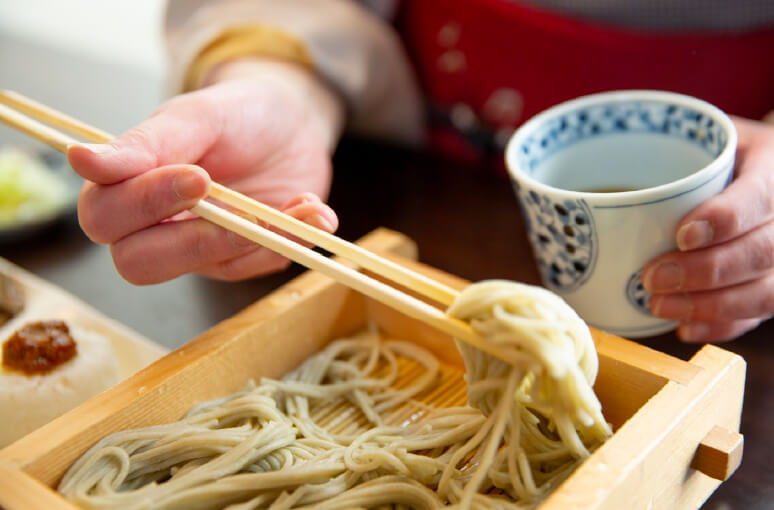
xmin=0 ymin=91 xmax=518 ymax=364
xmin=205 ymin=186 xmax=459 ymax=306
xmin=192 ymin=200 xmax=502 ymax=358
xmin=0 ymin=90 xmax=113 ymax=144
xmin=0 ymin=101 xmax=77 ymax=152
xmin=0 ymin=91 xmax=459 ymax=307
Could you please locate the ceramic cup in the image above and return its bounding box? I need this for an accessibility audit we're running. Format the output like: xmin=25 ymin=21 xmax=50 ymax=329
xmin=505 ymin=90 xmax=737 ymax=338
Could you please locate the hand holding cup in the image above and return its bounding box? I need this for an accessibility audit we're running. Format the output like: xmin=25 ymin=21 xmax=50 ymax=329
xmin=507 ymin=90 xmax=738 ymax=338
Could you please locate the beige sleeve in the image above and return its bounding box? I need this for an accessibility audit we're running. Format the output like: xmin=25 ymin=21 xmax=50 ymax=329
xmin=165 ymin=0 xmax=424 ymax=145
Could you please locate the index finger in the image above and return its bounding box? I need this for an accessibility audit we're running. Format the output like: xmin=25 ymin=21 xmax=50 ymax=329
xmin=67 ymin=91 xmax=221 ymax=185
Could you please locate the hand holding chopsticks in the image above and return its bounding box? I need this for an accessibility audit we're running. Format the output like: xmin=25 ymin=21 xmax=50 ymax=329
xmin=0 ymin=90 xmax=517 ymax=364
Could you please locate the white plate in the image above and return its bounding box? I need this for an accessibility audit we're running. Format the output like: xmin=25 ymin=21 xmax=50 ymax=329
xmin=0 ymin=257 xmax=168 ymax=381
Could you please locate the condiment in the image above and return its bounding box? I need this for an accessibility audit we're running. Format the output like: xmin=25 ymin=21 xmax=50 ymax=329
xmin=2 ymin=320 xmax=77 ymax=375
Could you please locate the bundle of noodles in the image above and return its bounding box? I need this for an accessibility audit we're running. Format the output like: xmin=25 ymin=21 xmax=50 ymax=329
xmin=58 ymin=280 xmax=611 ymax=509
xmin=445 ymin=280 xmax=612 ymax=507
xmin=59 ymin=335 xmax=477 ymax=509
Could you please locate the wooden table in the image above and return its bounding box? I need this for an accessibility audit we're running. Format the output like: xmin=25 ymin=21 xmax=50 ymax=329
xmin=2 ymin=139 xmax=771 ymax=508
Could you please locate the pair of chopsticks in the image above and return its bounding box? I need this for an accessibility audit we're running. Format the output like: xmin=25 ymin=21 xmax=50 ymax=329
xmin=0 ymin=90 xmax=516 ymax=364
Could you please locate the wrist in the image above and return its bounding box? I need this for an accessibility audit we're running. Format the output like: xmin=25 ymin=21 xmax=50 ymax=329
xmin=206 ymin=58 xmax=345 ymax=152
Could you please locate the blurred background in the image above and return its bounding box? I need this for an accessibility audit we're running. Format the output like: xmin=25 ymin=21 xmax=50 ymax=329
xmin=0 ymin=0 xmax=167 ymax=147
xmin=0 ymin=0 xmax=220 ymax=346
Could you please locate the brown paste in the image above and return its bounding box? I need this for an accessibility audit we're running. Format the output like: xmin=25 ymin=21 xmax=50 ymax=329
xmin=2 ymin=320 xmax=77 ymax=375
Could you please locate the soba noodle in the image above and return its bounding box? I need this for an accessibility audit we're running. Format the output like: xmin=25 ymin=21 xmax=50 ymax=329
xmin=58 ymin=280 xmax=611 ymax=509
xmin=446 ymin=280 xmax=611 ymax=507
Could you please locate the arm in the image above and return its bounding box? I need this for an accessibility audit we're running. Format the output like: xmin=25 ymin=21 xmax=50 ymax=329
xmin=166 ymin=0 xmax=424 ymax=145
xmin=66 ymin=0 xmax=423 ymax=284
xmin=69 ymin=58 xmax=342 ymax=283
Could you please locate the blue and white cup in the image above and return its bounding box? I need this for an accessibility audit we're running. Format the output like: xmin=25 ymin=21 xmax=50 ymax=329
xmin=505 ymin=90 xmax=737 ymax=338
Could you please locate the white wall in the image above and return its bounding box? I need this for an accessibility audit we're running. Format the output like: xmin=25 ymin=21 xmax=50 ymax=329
xmin=0 ymin=0 xmax=168 ymax=148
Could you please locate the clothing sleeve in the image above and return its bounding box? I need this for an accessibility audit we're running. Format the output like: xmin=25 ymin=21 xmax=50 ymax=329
xmin=165 ymin=0 xmax=424 ymax=145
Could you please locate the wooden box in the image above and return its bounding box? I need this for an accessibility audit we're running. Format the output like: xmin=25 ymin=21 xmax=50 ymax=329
xmin=0 ymin=229 xmax=745 ymax=509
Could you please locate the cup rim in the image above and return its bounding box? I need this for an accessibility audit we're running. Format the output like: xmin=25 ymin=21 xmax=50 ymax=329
xmin=504 ymin=90 xmax=738 ymax=201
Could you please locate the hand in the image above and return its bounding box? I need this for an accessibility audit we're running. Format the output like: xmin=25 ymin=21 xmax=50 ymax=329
xmin=643 ymin=116 xmax=774 ymax=342
xmin=68 ymin=58 xmax=344 ymax=284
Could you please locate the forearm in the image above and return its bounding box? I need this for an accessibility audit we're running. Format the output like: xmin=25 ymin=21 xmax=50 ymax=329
xmin=165 ymin=0 xmax=424 ymax=145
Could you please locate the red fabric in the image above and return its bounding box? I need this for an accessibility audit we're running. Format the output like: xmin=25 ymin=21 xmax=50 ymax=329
xmin=397 ymin=0 xmax=774 ymax=165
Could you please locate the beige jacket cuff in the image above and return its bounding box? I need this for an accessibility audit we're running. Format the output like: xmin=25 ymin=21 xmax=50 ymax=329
xmin=165 ymin=0 xmax=424 ymax=145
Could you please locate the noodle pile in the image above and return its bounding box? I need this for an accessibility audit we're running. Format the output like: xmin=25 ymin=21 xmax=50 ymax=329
xmin=58 ymin=280 xmax=611 ymax=509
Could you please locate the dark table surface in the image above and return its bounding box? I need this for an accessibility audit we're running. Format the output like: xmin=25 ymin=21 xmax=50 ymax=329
xmin=1 ymin=139 xmax=771 ymax=509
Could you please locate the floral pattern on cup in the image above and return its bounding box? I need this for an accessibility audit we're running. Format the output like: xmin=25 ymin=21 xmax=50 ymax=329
xmin=515 ymin=183 xmax=597 ymax=292
xmin=626 ymin=269 xmax=652 ymax=316
xmin=516 ymin=101 xmax=728 ymax=175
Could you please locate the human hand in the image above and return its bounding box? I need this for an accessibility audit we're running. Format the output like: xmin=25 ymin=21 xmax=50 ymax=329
xmin=643 ymin=116 xmax=774 ymax=342
xmin=68 ymin=59 xmax=344 ymax=284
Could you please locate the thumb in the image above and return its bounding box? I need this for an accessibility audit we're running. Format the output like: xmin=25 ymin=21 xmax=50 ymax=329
xmin=67 ymin=92 xmax=221 ymax=185
xmin=675 ymin=120 xmax=774 ymax=250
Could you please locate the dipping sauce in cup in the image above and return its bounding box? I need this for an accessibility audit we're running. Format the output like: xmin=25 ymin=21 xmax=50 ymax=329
xmin=506 ymin=90 xmax=737 ymax=337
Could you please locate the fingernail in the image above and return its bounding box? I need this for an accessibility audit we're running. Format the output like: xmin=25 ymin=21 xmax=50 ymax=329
xmin=644 ymin=262 xmax=684 ymax=292
xmin=678 ymin=323 xmax=710 ymax=343
xmin=308 ymin=213 xmax=335 ymax=232
xmin=677 ymin=221 xmax=714 ymax=251
xmin=651 ymin=294 xmax=693 ymax=320
xmin=173 ymin=170 xmax=206 ymax=200
xmin=75 ymin=142 xmax=115 ymax=155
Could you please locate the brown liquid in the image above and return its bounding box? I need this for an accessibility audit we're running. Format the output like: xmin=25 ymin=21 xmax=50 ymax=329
xmin=584 ymin=187 xmax=640 ymax=193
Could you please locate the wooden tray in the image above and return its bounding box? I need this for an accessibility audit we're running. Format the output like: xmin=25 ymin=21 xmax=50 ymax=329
xmin=0 ymin=229 xmax=745 ymax=509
